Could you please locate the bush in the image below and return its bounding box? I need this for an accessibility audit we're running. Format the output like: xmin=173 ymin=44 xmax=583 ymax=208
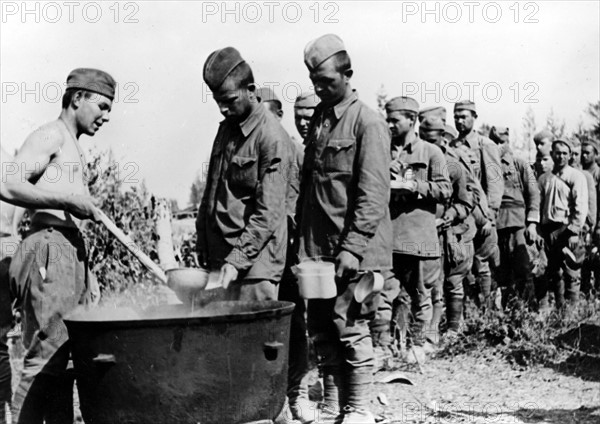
xmin=439 ymin=295 xmax=600 ymax=367
xmin=83 ymin=149 xmax=160 ymax=295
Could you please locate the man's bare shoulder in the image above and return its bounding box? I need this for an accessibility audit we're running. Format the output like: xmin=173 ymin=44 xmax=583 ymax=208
xmin=21 ymin=120 xmax=67 ymax=156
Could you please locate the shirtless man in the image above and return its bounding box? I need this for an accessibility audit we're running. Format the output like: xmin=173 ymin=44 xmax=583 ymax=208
xmin=4 ymin=68 xmax=113 ymax=423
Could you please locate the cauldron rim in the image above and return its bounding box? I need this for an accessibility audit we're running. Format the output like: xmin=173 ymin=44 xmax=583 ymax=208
xmin=64 ymin=300 xmax=295 ymax=330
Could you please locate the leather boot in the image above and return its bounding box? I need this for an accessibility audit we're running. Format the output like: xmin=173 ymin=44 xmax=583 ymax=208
xmin=341 ymin=369 xmax=375 ymax=424
xmin=317 ymin=373 xmax=345 ymax=422
xmin=446 ymin=298 xmax=463 ymax=332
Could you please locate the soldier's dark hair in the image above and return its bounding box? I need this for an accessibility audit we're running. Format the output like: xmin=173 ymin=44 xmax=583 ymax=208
xmin=61 ymin=89 xmax=93 ymax=109
xmin=227 ymin=62 xmax=255 ymax=89
xmin=331 ymin=51 xmax=352 ymax=74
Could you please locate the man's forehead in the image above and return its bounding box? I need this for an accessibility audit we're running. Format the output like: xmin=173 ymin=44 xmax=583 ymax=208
xmin=386 ymin=111 xmax=404 ymax=119
xmin=213 ymin=87 xmax=244 ymax=99
xmin=454 ymin=110 xmax=472 ymax=117
xmin=85 ymin=92 xmax=113 ymax=110
xmin=295 ymin=107 xmax=314 ymax=115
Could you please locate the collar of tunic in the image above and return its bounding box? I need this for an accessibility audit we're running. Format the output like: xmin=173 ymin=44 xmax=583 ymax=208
xmin=238 ymin=104 xmax=265 ymax=137
xmin=315 ymin=89 xmax=358 ymax=120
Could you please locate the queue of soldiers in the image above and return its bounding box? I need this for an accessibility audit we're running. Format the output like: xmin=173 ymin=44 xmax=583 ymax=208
xmin=0 ymin=32 xmax=599 ymax=424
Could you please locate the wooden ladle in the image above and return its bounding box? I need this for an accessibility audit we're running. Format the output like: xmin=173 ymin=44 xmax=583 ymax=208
xmin=96 ymin=210 xmax=208 ymax=301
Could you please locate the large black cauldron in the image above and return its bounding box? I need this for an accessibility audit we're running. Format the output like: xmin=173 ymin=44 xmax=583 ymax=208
xmin=65 ymin=300 xmax=294 ymax=424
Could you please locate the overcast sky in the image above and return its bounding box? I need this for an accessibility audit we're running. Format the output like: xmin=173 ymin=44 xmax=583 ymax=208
xmin=2 ymin=1 xmax=599 ymax=207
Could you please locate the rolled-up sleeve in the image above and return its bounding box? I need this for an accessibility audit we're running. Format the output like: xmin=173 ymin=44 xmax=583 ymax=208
xmin=568 ymin=171 xmax=589 ymax=234
xmin=225 ymin=135 xmax=287 ymax=270
xmin=482 ymin=140 xmax=504 ymax=212
xmin=339 ymin=119 xmax=390 ymax=260
xmin=521 ymin=159 xmax=541 ymax=224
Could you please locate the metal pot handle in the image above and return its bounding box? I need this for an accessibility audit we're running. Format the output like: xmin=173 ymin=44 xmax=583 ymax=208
xmin=263 ymin=341 xmax=283 ymax=361
xmin=92 ymin=353 xmax=116 ymax=364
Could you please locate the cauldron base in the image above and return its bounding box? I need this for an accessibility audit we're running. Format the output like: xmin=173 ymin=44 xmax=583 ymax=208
xmin=65 ymin=300 xmax=294 ymax=424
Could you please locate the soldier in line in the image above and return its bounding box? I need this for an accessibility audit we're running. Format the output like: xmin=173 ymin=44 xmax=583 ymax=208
xmin=570 ymin=138 xmax=597 ymax=232
xmin=538 ymin=139 xmax=588 ymax=309
xmin=452 ymin=101 xmax=504 ymax=311
xmin=418 ymin=106 xmax=447 ymax=124
xmin=489 ymin=126 xmax=540 ymax=307
xmin=256 ymin=86 xmax=285 ymax=120
xmin=296 ymin=34 xmax=392 ymax=423
xmin=197 ymin=47 xmax=290 ymax=300
xmin=580 ymin=139 xmax=600 ymax=293
xmin=533 ymin=130 xmax=555 ymax=178
xmin=568 ymin=137 xmax=598 ymax=297
xmin=258 ymin=87 xmax=319 ymax=423
xmin=383 ymin=97 xmax=451 ymax=363
xmin=419 ymin=118 xmax=474 ymax=344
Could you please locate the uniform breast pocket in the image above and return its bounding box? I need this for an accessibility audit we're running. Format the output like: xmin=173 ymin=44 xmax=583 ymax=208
xmin=323 ymin=138 xmax=356 ymax=173
xmin=229 ymin=155 xmax=258 ymax=189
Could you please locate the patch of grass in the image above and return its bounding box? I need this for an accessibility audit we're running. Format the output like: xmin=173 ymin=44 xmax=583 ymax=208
xmin=439 ymin=295 xmax=600 ymax=367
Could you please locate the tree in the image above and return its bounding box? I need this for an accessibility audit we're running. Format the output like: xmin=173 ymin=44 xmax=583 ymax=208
xmin=188 ymin=172 xmax=206 ymax=208
xmin=586 ymin=101 xmax=600 ymax=140
xmin=478 ymin=122 xmax=491 ymax=137
xmin=545 ymin=108 xmax=566 ymax=139
xmin=520 ymin=107 xmax=537 ymax=161
xmin=376 ymin=84 xmax=388 ymax=118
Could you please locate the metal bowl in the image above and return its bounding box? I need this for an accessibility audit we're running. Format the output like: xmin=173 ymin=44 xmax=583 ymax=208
xmin=166 ymin=267 xmax=209 ymax=304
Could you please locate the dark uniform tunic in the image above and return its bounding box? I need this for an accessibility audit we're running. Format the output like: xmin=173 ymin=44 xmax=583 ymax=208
xmin=431 ymin=146 xmax=475 ymax=332
xmin=387 ymin=137 xmax=451 ymax=346
xmin=196 ymin=105 xmax=290 ymax=297
xmin=298 ymin=90 xmax=392 ymax=371
xmin=495 ymin=146 xmax=540 ymax=304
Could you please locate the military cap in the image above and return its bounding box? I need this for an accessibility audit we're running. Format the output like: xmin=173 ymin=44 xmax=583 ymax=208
xmin=66 ymin=68 xmax=116 ymax=100
xmin=552 ymin=138 xmax=572 ymax=153
xmin=489 ymin=126 xmax=509 ymax=144
xmin=418 ymin=106 xmax=446 ymax=122
xmin=294 ymin=91 xmax=320 ymax=109
xmin=533 ymin=130 xmax=554 ymax=143
xmin=420 ymin=116 xmax=445 ymax=131
xmin=454 ymin=100 xmax=476 ymax=113
xmin=385 ymin=96 xmax=419 ymax=114
xmin=582 ymin=138 xmax=600 ymax=153
xmin=203 ymin=47 xmax=245 ymax=91
xmin=256 ymin=86 xmax=282 ymax=108
xmin=304 ymin=34 xmax=346 ymax=71
xmin=444 ymin=125 xmax=459 ymax=140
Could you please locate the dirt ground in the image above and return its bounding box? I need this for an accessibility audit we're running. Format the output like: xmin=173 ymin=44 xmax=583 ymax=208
xmin=7 ymin=337 xmax=599 ymax=424
xmin=367 ymin=351 xmax=600 ymax=424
